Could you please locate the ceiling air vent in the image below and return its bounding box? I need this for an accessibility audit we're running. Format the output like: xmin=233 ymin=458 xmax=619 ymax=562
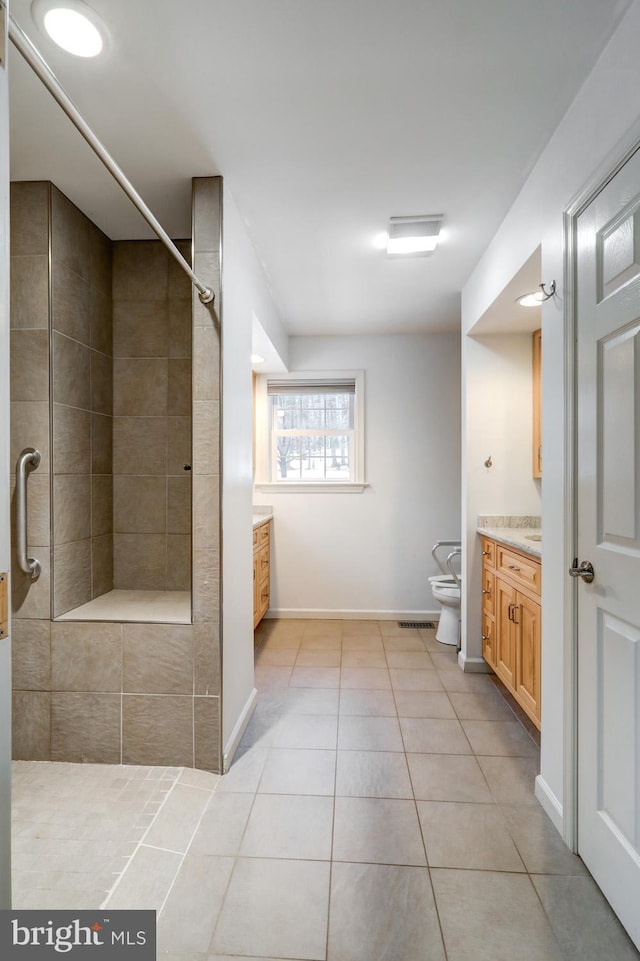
xmin=386 ymin=215 xmax=443 ymax=256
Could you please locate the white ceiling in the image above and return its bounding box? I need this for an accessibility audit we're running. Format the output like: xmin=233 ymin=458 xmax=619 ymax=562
xmin=7 ymin=0 xmax=632 ymax=335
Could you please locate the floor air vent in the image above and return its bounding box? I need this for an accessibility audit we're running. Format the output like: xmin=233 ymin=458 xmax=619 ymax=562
xmin=398 ymin=620 xmax=436 ymax=629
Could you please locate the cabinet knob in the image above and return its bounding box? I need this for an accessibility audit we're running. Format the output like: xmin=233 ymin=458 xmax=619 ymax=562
xmin=508 ymin=564 xmax=521 ymax=572
xmin=482 ymin=550 xmax=490 ymax=556
xmin=482 ymin=634 xmax=489 ymax=641
xmin=482 ymin=589 xmax=491 ymax=595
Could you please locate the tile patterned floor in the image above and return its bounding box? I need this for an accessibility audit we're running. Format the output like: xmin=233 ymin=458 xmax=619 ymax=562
xmin=11 ymin=618 xmax=640 ymax=960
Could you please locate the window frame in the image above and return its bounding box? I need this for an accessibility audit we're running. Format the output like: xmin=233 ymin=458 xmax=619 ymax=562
xmin=254 ymin=370 xmax=367 ymax=493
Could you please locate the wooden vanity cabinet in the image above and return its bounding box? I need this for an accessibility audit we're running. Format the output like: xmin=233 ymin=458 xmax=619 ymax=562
xmin=480 ymin=540 xmax=496 ymax=669
xmin=253 ymin=520 xmax=271 ymax=629
xmin=481 ymin=536 xmax=541 ymax=729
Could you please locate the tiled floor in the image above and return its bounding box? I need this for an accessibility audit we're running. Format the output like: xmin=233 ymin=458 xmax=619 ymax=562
xmin=11 ymin=618 xmax=640 ymax=960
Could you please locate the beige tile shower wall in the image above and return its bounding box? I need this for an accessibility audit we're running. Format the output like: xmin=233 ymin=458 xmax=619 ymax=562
xmin=11 ymin=177 xmax=223 ymax=772
xmin=112 ymin=240 xmax=192 ymax=591
xmin=190 ymin=177 xmax=222 ymax=772
xmin=10 ymin=182 xmax=52 ymax=759
xmin=50 ymin=186 xmax=114 ymax=616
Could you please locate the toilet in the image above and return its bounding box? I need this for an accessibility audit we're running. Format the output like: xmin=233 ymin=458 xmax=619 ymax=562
xmin=430 ymin=542 xmax=462 ymax=647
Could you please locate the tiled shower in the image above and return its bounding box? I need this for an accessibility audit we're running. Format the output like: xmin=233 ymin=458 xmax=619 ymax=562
xmin=9 ymin=177 xmax=223 ymax=771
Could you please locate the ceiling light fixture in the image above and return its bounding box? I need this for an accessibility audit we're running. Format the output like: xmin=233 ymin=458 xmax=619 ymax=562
xmin=32 ymin=0 xmax=107 ymax=57
xmin=516 ymin=280 xmax=556 ymax=307
xmin=251 ymin=354 xmax=265 ymax=365
xmin=385 ymin=215 xmax=443 ymax=257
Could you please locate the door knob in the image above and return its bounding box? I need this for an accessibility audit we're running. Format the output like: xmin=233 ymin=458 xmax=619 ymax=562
xmin=569 ymin=558 xmax=595 ymax=583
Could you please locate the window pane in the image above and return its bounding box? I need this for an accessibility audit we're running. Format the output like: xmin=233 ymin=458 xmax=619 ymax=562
xmin=275 ymin=435 xmax=301 ymax=479
xmin=325 ymin=436 xmax=351 ymax=478
xmin=325 ymin=407 xmax=349 ymax=429
xmin=283 ymin=395 xmax=351 ymax=427
xmin=273 ymin=434 xmax=351 ymax=480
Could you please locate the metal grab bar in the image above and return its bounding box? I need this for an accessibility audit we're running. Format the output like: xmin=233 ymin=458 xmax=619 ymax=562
xmin=446 ymin=548 xmax=462 ymax=591
xmin=432 ymin=540 xmax=461 ymax=576
xmin=8 ymin=15 xmax=215 ymax=307
xmin=16 ymin=448 xmax=41 ymax=580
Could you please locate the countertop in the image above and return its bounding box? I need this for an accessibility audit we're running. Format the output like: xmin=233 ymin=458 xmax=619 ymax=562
xmin=477 ymin=526 xmax=542 ymax=559
xmin=253 ymin=512 xmax=273 ymax=529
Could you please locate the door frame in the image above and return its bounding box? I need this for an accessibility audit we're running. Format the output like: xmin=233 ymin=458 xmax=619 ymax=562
xmin=563 ymin=120 xmax=640 ymax=852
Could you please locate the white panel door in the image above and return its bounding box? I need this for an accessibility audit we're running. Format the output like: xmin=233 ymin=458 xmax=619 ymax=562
xmin=576 ymin=145 xmax=640 ymax=948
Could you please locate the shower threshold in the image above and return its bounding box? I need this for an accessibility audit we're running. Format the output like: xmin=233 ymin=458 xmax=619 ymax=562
xmin=55 ymin=589 xmax=191 ymax=624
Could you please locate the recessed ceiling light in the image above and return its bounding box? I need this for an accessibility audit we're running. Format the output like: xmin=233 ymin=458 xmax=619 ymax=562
xmin=32 ymin=0 xmax=107 ymax=58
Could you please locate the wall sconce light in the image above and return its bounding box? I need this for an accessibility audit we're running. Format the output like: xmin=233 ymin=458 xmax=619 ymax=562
xmin=516 ymin=280 xmax=556 ymax=308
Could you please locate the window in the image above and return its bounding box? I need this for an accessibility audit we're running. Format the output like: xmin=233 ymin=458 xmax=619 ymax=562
xmin=254 ymin=372 xmax=366 ymax=492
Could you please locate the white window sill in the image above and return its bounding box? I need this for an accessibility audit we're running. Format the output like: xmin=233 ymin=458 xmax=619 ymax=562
xmin=254 ymin=482 xmax=369 ymax=494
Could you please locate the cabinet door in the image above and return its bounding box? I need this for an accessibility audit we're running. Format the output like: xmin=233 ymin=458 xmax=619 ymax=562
xmin=495 ymin=578 xmax=517 ymax=688
xmin=257 ymin=543 xmax=270 ymax=621
xmin=482 ymin=611 xmax=496 ymax=669
xmin=515 ymin=592 xmax=541 ymax=724
xmin=253 ymin=552 xmax=260 ymax=628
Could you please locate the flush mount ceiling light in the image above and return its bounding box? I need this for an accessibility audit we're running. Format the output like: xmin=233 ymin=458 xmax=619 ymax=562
xmin=250 ymin=354 xmax=265 ymax=365
xmin=516 ymin=280 xmax=556 ymax=307
xmin=384 ymin=215 xmax=444 ymax=257
xmin=32 ymin=0 xmax=108 ymax=57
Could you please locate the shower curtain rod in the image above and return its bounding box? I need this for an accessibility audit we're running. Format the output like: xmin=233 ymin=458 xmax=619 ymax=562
xmin=8 ymin=15 xmax=215 ymax=306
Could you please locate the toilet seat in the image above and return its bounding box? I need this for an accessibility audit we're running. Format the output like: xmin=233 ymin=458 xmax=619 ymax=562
xmin=432 ymin=584 xmax=460 ymax=601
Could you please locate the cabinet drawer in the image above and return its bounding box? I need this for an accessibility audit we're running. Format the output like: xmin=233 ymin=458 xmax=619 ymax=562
xmin=481 ymin=538 xmax=495 ymax=567
xmin=496 ymin=546 xmax=540 ymax=595
xmin=253 ymin=521 xmax=270 ymax=551
xmin=481 ymin=569 xmax=495 ymax=615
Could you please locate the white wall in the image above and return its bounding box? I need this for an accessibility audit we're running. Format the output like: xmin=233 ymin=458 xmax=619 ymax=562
xmin=461 ymin=0 xmax=640 ymax=829
xmin=253 ymin=333 xmax=461 ymax=617
xmin=0 ymin=25 xmax=12 ymax=907
xmin=461 ymin=334 xmax=541 ymax=665
xmin=221 ymin=183 xmax=286 ymax=763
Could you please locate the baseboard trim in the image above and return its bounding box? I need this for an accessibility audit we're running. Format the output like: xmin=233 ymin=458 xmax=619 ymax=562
xmin=265 ymin=609 xmax=441 ymax=621
xmin=222 ymin=687 xmax=258 ymax=774
xmin=535 ymin=774 xmax=564 ymax=836
xmin=457 ymin=653 xmax=491 ymax=674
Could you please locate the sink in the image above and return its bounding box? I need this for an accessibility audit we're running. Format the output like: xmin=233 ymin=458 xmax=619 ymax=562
xmin=525 ymin=533 xmax=542 ymax=542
